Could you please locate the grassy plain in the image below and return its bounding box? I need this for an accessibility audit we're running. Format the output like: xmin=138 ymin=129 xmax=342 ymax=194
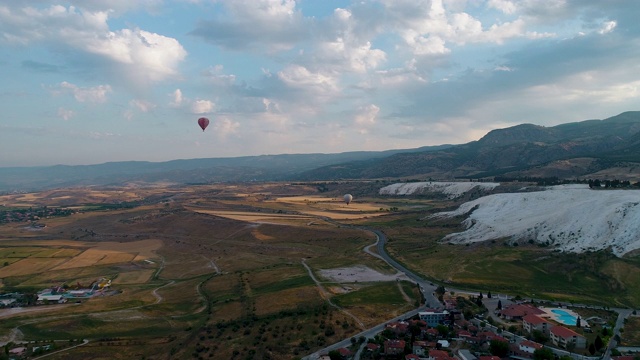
xmin=2 ymin=181 xmax=640 ymax=359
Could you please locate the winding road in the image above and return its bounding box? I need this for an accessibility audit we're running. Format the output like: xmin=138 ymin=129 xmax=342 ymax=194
xmin=302 ymin=226 xmax=443 ymax=360
xmin=303 ymin=224 xmax=634 ymax=360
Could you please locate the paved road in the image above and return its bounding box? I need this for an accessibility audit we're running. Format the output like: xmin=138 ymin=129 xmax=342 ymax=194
xmin=302 ymin=226 xmax=442 ymax=360
xmin=367 ymin=228 xmax=442 ymax=309
xmin=303 ymin=306 xmax=427 ymax=360
xmin=304 ymin=223 xmax=635 ymax=360
xmin=605 ymin=308 xmax=634 ymax=359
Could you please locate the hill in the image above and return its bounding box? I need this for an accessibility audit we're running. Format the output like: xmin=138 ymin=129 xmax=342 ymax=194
xmin=296 ymin=111 xmax=640 ymax=181
xmin=0 ymin=145 xmax=450 ymax=192
xmin=431 ymin=184 xmax=640 ymax=256
xmin=2 ymin=111 xmax=639 ymax=192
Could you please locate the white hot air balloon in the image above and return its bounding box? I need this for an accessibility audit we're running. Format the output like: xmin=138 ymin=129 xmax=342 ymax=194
xmin=343 ymin=194 xmax=353 ymax=205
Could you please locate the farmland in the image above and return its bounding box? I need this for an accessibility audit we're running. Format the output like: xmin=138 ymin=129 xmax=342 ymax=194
xmin=0 ymin=182 xmax=418 ymax=359
xmin=1 ymin=181 xmax=640 ymax=359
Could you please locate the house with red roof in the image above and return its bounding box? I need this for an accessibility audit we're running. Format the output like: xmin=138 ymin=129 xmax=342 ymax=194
xmin=426 ymin=328 xmax=440 ymax=338
xmin=337 ymin=347 xmax=352 ymax=358
xmin=509 ymin=340 xmax=543 ymax=358
xmin=500 ymin=303 xmax=545 ymax=321
xmin=523 ymin=314 xmax=552 ymax=335
xmin=428 ymin=349 xmax=452 ymax=360
xmin=550 ymin=325 xmax=586 ymax=349
xmin=519 ymin=340 xmax=543 ymax=354
xmin=386 ymin=321 xmax=410 ymax=336
xmin=478 ymin=331 xmax=508 ymax=344
xmin=385 ymin=339 xmax=406 ymax=357
xmin=365 ymin=343 xmax=379 ymax=352
xmin=405 ymin=354 xmax=420 ymax=360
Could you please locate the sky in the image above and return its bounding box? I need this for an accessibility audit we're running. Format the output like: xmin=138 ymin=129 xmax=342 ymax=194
xmin=1 ymin=0 xmax=639 ymax=167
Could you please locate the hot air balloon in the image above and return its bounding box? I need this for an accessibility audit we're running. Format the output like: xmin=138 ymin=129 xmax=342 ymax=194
xmin=343 ymin=194 xmax=353 ymax=205
xmin=198 ymin=117 xmax=210 ymax=132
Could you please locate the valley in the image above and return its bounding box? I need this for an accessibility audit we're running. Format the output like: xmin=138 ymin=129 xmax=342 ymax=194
xmin=1 ymin=181 xmax=640 ymax=359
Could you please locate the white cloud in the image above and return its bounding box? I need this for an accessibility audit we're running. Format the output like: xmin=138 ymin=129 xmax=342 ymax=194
xmin=212 ymin=116 xmax=240 ymax=138
xmin=191 ymin=99 xmax=215 ymax=114
xmin=0 ymin=5 xmax=186 ymax=83
xmin=487 ymin=0 xmax=517 ymax=15
xmin=598 ymin=20 xmax=617 ymax=34
xmin=190 ymin=0 xmax=307 ymax=51
xmin=51 ymin=81 xmax=112 ymax=103
xmin=354 ymin=104 xmax=380 ymax=126
xmin=315 ymin=37 xmax=387 ymax=73
xmin=129 ymin=99 xmax=156 ymax=112
xmin=57 ymin=107 xmax=75 ymax=121
xmin=277 ymin=65 xmax=339 ymax=95
xmin=170 ymin=89 xmax=183 ymax=107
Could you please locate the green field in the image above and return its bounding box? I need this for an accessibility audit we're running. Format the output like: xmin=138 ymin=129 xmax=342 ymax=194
xmin=371 ymin=211 xmax=640 ymax=308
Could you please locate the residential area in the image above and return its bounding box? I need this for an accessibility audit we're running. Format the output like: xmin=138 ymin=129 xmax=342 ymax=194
xmin=314 ymin=289 xmax=639 ymax=360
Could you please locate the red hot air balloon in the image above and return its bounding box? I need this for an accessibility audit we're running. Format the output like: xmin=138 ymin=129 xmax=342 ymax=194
xmin=198 ymin=117 xmax=210 ymax=132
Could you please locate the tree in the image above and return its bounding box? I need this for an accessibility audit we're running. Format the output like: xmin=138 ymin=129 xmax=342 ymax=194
xmin=497 ymin=299 xmax=502 ymax=310
xmin=436 ymin=324 xmax=449 ymax=337
xmin=533 ymin=347 xmax=554 ymax=360
xmin=594 ymin=335 xmax=604 ymax=350
xmin=328 ymin=350 xmax=342 ymax=360
xmin=487 ymin=291 xmax=492 ymax=299
xmin=576 ymin=316 xmax=581 ymax=328
xmin=489 ymin=340 xmax=509 ymax=357
xmin=588 ymin=342 xmax=596 ymax=355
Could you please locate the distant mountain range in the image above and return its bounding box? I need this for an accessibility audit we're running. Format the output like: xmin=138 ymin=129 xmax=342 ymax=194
xmin=296 ymin=111 xmax=640 ymax=181
xmin=1 ymin=111 xmax=639 ymax=192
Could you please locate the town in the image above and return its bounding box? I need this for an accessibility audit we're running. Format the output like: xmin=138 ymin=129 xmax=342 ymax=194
xmin=314 ymin=289 xmax=634 ymax=360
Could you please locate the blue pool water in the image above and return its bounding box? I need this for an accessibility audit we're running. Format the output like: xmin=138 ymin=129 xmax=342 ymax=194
xmin=551 ymin=309 xmax=578 ymax=326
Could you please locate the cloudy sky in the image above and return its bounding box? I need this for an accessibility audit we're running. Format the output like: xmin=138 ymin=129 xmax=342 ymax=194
xmin=1 ymin=0 xmax=638 ymax=167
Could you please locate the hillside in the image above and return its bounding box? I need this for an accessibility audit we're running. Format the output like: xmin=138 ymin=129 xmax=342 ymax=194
xmin=431 ymin=185 xmax=640 ymax=256
xmin=297 ymin=111 xmax=640 ymax=181
xmin=0 ymin=145 xmax=450 ymax=192
xmin=2 ymin=111 xmax=639 ymax=192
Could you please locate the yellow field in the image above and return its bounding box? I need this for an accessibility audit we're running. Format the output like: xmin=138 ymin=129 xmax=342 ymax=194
xmin=114 ymin=270 xmax=155 ymax=284
xmin=0 ymin=257 xmax=67 ymax=277
xmin=0 ymin=239 xmax=162 ymax=278
xmin=186 ymin=192 xmax=391 ymax=224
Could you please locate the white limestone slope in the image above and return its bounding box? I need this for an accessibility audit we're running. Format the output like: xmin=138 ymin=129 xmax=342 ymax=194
xmin=379 ymin=181 xmax=500 ymax=199
xmin=432 ymin=186 xmax=640 ymax=256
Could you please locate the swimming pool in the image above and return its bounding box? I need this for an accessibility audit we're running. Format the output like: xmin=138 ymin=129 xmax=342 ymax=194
xmin=551 ymin=309 xmax=578 ymax=326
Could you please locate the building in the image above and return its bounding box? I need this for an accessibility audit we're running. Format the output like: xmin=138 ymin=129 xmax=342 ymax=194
xmin=385 ymin=339 xmax=406 ymax=357
xmin=523 ymin=314 xmax=552 ymax=335
xmin=518 ymin=340 xmax=543 ymax=354
xmin=457 ymin=349 xmax=477 ymax=360
xmin=412 ymin=340 xmax=428 ymax=356
xmin=419 ymin=310 xmax=451 ymax=326
xmin=337 ymin=347 xmax=352 ymax=359
xmin=428 ymin=349 xmax=452 ymax=360
xmin=500 ymin=304 xmax=545 ymax=321
xmin=549 ymin=325 xmax=586 ymax=349
xmin=37 ymin=294 xmax=65 ymax=303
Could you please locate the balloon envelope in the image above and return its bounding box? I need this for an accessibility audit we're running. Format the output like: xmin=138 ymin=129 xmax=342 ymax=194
xmin=343 ymin=194 xmax=353 ymax=205
xmin=198 ymin=117 xmax=210 ymax=132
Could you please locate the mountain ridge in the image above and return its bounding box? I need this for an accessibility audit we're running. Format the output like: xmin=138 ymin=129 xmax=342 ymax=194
xmin=2 ymin=111 xmax=639 ymax=192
